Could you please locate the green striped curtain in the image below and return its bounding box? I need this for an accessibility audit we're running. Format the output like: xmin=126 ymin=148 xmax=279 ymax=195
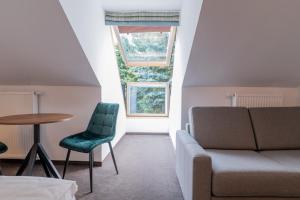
xmin=105 ymin=11 xmax=180 ymax=26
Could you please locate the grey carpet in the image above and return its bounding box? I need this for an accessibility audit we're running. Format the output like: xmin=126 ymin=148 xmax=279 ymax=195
xmin=1 ymin=135 xmax=184 ymax=200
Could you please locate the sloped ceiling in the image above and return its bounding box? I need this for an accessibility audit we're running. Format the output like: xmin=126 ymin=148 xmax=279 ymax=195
xmin=0 ymin=0 xmax=99 ymax=86
xmin=184 ymin=0 xmax=300 ymax=87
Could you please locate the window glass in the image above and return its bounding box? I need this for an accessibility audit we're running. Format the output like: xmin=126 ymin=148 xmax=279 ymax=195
xmin=119 ymin=32 xmax=169 ymax=62
xmin=113 ymin=26 xmax=176 ymax=66
xmin=127 ymin=83 xmax=168 ymax=116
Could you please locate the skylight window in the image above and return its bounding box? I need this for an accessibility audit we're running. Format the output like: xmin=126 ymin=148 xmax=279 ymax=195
xmin=111 ymin=24 xmax=176 ymax=117
xmin=113 ymin=26 xmax=176 ymax=67
xmin=127 ymin=82 xmax=169 ymax=116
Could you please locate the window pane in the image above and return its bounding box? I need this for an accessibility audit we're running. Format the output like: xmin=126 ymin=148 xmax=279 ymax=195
xmin=119 ymin=32 xmax=169 ymax=62
xmin=129 ymin=86 xmax=166 ymax=114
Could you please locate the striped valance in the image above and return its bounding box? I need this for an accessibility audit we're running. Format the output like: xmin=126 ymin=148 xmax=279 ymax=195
xmin=105 ymin=11 xmax=180 ymax=26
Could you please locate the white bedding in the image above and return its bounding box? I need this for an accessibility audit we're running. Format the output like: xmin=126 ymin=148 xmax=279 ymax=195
xmin=0 ymin=176 xmax=77 ymax=200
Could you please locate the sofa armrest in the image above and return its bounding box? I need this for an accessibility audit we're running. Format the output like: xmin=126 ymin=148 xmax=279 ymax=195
xmin=176 ymin=130 xmax=212 ymax=200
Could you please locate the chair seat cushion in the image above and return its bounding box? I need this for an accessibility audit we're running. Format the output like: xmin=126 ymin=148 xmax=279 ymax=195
xmin=206 ymin=150 xmax=300 ymax=197
xmin=59 ymin=132 xmax=113 ymax=153
xmin=0 ymin=142 xmax=7 ymax=154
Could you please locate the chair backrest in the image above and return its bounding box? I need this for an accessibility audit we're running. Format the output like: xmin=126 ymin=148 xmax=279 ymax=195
xmin=189 ymin=107 xmax=257 ymax=150
xmin=0 ymin=141 xmax=7 ymax=154
xmin=87 ymin=103 xmax=119 ymax=137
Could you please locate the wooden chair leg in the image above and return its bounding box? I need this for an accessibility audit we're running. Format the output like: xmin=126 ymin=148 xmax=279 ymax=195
xmin=108 ymin=142 xmax=118 ymax=174
xmin=62 ymin=149 xmax=71 ymax=179
xmin=89 ymin=151 xmax=94 ymax=193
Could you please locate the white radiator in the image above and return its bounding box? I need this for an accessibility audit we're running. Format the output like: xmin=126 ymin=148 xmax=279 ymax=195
xmin=0 ymin=92 xmax=40 ymax=159
xmin=231 ymin=93 xmax=283 ymax=108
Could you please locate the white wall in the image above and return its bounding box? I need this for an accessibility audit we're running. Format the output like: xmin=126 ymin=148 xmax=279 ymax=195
xmin=169 ymin=0 xmax=204 ymax=146
xmin=126 ymin=118 xmax=169 ymax=133
xmin=181 ymin=86 xmax=300 ymax=127
xmin=0 ymin=93 xmax=36 ymax=158
xmin=59 ymin=0 xmax=127 ymax=159
xmin=0 ymin=85 xmax=101 ymax=161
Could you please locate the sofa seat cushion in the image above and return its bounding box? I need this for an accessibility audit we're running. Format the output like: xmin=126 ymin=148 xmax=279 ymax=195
xmin=206 ymin=150 xmax=300 ymax=197
xmin=260 ymin=150 xmax=300 ymax=171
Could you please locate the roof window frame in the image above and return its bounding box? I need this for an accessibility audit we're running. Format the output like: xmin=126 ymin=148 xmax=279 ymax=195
xmin=126 ymin=82 xmax=170 ymax=117
xmin=112 ymin=26 xmax=176 ymax=67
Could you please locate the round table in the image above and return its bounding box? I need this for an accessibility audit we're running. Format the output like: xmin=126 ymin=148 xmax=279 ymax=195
xmin=0 ymin=113 xmax=73 ymax=178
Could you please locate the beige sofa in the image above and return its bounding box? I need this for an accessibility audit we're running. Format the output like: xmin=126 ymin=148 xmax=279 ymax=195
xmin=176 ymin=107 xmax=300 ymax=200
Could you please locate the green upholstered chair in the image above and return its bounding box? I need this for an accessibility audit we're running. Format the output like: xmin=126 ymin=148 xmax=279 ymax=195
xmin=59 ymin=103 xmax=119 ymax=192
xmin=0 ymin=141 xmax=8 ymax=175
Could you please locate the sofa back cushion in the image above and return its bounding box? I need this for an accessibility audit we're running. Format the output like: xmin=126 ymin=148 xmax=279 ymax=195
xmin=249 ymin=107 xmax=300 ymax=150
xmin=189 ymin=107 xmax=256 ymax=150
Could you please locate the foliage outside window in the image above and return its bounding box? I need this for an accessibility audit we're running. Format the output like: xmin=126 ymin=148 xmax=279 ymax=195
xmin=127 ymin=82 xmax=169 ymax=116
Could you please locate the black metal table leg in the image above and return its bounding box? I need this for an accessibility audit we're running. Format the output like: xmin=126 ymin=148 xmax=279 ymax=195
xmin=37 ymin=144 xmax=61 ymax=179
xmin=16 ymin=124 xmax=61 ymax=179
xmin=16 ymin=145 xmax=35 ymax=176
xmin=22 ymin=145 xmax=38 ymax=176
xmin=39 ymin=158 xmax=51 ymax=177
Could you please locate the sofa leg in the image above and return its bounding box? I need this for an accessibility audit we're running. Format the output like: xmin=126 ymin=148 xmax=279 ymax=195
xmin=89 ymin=151 xmax=94 ymax=193
xmin=62 ymin=149 xmax=71 ymax=179
xmin=108 ymin=142 xmax=118 ymax=174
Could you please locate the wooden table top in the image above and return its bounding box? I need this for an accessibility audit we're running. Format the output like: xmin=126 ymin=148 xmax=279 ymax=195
xmin=0 ymin=113 xmax=73 ymax=125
